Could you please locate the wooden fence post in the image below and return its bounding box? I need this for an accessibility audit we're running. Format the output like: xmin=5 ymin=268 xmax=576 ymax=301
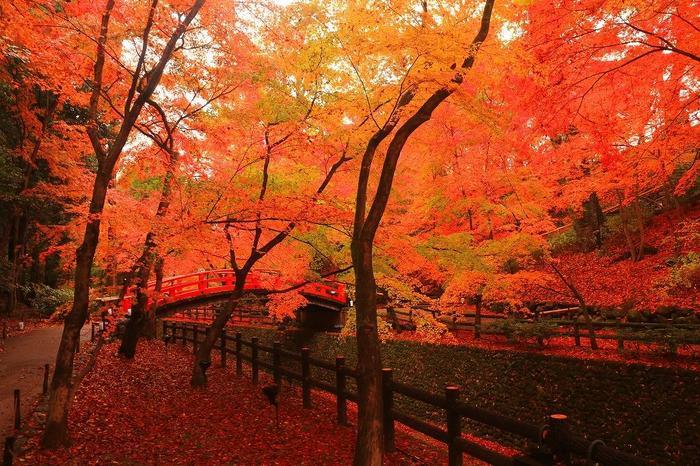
xmin=235 ymin=332 xmax=243 ymax=376
xmin=335 ymin=356 xmax=347 ymax=425
xmin=192 ymin=326 xmax=198 ymax=355
xmin=301 ymin=347 xmax=311 ymax=408
xmin=43 ymin=364 xmax=49 ymax=395
xmin=474 ymin=295 xmax=482 ymax=339
xmin=445 ymin=385 xmax=462 ymax=466
xmin=13 ymin=390 xmax=20 ymax=430
xmin=573 ymin=322 xmax=580 ymax=346
xmin=548 ymin=413 xmax=571 ymax=464
xmin=251 ymin=337 xmax=259 ymax=385
xmin=3 ymin=436 xmax=14 ymax=466
xmin=616 ymin=319 xmax=624 ymax=352
xmin=273 ymin=341 xmax=281 ymax=386
xmin=534 ymin=310 xmax=544 ymax=347
xmin=220 ymin=329 xmax=227 ymax=368
xmin=382 ymin=368 xmax=395 ymax=452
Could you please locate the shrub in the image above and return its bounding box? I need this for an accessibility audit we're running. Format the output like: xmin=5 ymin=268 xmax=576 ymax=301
xmin=340 ymin=307 xmax=393 ymax=342
xmin=22 ymin=283 xmax=73 ymax=316
xmin=483 ymin=319 xmax=558 ymax=346
xmin=669 ymin=252 xmax=700 ymax=291
xmin=548 ymin=228 xmax=578 ymax=254
xmin=413 ymin=311 xmax=457 ymax=344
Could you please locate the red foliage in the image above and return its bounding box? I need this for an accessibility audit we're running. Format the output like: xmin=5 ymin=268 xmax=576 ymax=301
xmin=531 ymin=208 xmax=700 ymax=310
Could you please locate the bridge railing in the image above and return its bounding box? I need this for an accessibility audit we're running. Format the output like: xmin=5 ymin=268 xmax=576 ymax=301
xmin=162 ymin=320 xmax=652 ymax=466
xmin=119 ymin=269 xmax=347 ymax=313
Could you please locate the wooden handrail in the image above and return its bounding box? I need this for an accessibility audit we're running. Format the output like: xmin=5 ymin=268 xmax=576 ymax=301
xmin=114 ymin=268 xmax=347 ymax=315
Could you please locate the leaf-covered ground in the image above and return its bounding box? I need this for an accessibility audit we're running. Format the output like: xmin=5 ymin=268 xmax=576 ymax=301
xmin=535 ymin=207 xmax=700 ymax=310
xmin=18 ymin=340 xmax=491 ymax=465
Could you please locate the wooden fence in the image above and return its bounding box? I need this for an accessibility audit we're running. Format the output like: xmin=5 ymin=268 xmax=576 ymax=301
xmin=162 ymin=320 xmax=651 ymax=466
xmin=160 ymin=304 xmax=700 ymax=356
xmin=383 ymin=307 xmax=700 ymax=352
xmin=3 ymin=365 xmax=51 ymax=466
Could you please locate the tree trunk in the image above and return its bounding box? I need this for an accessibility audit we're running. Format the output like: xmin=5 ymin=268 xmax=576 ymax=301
xmin=118 ymin=236 xmax=154 ymax=358
xmin=191 ymin=280 xmax=244 ymax=387
xmin=619 ymin=202 xmax=637 ymax=262
xmin=41 ymin=0 xmax=206 ymax=447
xmin=154 ymin=255 xmax=164 ymax=291
xmin=119 ymin=147 xmax=178 ymax=357
xmin=351 ymin=237 xmax=383 ymax=466
xmin=145 ymin=254 xmax=165 ymax=337
xmin=42 ymin=170 xmax=111 ymax=448
xmin=634 ymin=199 xmax=645 ymax=261
xmin=548 ymin=260 xmax=598 ymax=350
xmin=348 ymin=3 xmax=494 ymax=459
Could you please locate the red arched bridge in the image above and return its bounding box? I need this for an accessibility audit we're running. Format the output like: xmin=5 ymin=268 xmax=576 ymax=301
xmin=115 ymin=269 xmax=348 ymax=315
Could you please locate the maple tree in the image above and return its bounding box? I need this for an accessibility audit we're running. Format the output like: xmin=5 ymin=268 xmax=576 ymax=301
xmin=340 ymin=0 xmax=498 ymax=461
xmin=185 ymin=4 xmax=357 ymax=384
xmin=4 ymin=0 xmax=214 ymax=447
xmin=0 ymin=32 xmax=92 ymax=316
xmin=113 ymin=6 xmax=248 ymax=359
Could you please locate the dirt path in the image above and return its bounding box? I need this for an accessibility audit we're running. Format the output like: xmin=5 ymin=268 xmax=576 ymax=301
xmin=0 ymin=324 xmax=89 ymax=437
